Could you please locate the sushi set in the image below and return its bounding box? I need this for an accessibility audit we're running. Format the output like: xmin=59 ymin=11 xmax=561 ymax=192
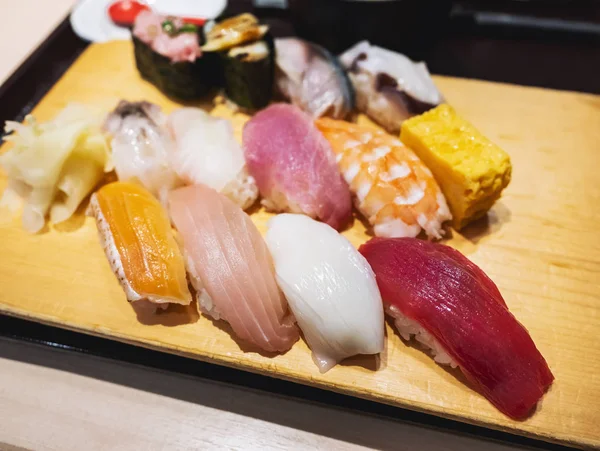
xmin=1 ymin=8 xmax=600 ymax=449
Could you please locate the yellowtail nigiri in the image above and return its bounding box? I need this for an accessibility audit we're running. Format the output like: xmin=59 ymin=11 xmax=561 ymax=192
xmin=315 ymin=118 xmax=451 ymax=239
xmin=88 ymin=181 xmax=192 ymax=311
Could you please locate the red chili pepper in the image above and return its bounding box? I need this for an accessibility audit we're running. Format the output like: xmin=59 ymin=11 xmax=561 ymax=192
xmin=108 ymin=0 xmax=150 ymax=26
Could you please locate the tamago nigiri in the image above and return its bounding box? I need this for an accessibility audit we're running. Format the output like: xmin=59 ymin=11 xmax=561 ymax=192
xmin=88 ymin=181 xmax=192 ymax=311
xmin=168 ymin=184 xmax=299 ymax=353
xmin=316 ymin=117 xmax=451 ymax=239
xmin=265 ymin=214 xmax=384 ymax=372
xmin=360 ymin=238 xmax=554 ymax=419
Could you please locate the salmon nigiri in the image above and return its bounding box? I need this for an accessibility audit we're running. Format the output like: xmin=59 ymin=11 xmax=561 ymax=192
xmin=168 ymin=184 xmax=299 ymax=353
xmin=316 ymin=118 xmax=451 ymax=239
xmin=360 ymin=238 xmax=554 ymax=419
xmin=88 ymin=181 xmax=192 ymax=310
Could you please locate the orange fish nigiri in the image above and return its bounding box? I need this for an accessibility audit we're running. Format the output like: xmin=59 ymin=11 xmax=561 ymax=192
xmin=88 ymin=181 xmax=192 ymax=310
xmin=315 ymin=118 xmax=451 ymax=239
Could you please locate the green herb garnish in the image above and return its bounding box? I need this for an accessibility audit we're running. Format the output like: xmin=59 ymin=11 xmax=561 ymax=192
xmin=162 ymin=20 xmax=175 ymax=35
xmin=179 ymin=23 xmax=198 ymax=34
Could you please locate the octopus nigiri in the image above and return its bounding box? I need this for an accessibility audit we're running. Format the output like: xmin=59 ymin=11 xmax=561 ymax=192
xmin=104 ymin=100 xmax=179 ymax=201
xmin=167 ymin=107 xmax=258 ymax=210
xmin=265 ymin=214 xmax=384 ymax=372
xmin=339 ymin=41 xmax=443 ymax=133
xmin=360 ymin=238 xmax=554 ymax=419
xmin=168 ymin=184 xmax=299 ymax=353
xmin=88 ymin=181 xmax=192 ymax=311
xmin=316 ymin=118 xmax=451 ymax=238
xmin=243 ymin=104 xmax=352 ymax=230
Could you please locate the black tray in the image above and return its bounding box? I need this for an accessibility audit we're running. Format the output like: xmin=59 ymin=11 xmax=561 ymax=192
xmin=1 ymin=9 xmax=597 ymax=450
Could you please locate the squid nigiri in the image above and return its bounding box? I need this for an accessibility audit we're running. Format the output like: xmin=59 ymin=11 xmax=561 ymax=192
xmin=265 ymin=214 xmax=384 ymax=372
xmin=88 ymin=181 xmax=192 ymax=310
xmin=168 ymin=184 xmax=299 ymax=353
xmin=243 ymin=104 xmax=352 ymax=230
xmin=104 ymin=101 xmax=179 ymax=201
xmin=167 ymin=107 xmax=258 ymax=210
xmin=359 ymin=238 xmax=554 ymax=419
xmin=316 ymin=118 xmax=451 ymax=239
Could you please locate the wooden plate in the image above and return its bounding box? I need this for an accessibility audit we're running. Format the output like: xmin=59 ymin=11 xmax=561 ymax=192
xmin=1 ymin=40 xmax=599 ymax=449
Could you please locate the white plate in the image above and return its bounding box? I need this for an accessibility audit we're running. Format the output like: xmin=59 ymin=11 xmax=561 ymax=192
xmin=70 ymin=0 xmax=227 ymax=43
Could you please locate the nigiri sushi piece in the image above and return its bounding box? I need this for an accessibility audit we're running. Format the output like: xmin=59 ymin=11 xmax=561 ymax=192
xmin=339 ymin=41 xmax=443 ymax=133
xmin=359 ymin=238 xmax=554 ymax=419
xmin=104 ymin=100 xmax=179 ymax=201
xmin=275 ymin=38 xmax=354 ymax=119
xmin=168 ymin=184 xmax=299 ymax=353
xmin=88 ymin=181 xmax=192 ymax=311
xmin=316 ymin=118 xmax=451 ymax=239
xmin=167 ymin=108 xmax=258 ymax=210
xmin=243 ymin=104 xmax=352 ymax=230
xmin=265 ymin=214 xmax=384 ymax=373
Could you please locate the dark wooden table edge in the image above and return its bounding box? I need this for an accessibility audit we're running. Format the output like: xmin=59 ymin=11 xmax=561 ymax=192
xmin=0 ymin=15 xmax=584 ymax=451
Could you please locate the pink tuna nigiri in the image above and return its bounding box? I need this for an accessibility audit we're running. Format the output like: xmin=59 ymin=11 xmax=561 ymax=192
xmin=242 ymin=103 xmax=352 ymax=231
xmin=168 ymin=184 xmax=299 ymax=353
xmin=359 ymin=238 xmax=554 ymax=419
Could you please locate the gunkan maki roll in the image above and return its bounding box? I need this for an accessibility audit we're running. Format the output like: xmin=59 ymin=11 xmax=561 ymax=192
xmin=203 ymin=14 xmax=275 ymax=110
xmin=132 ymin=10 xmax=219 ymax=100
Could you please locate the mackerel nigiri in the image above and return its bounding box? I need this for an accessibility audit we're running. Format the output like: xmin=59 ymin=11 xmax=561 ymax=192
xmin=316 ymin=118 xmax=451 ymax=239
xmin=243 ymin=104 xmax=352 ymax=230
xmin=359 ymin=238 xmax=554 ymax=419
xmin=167 ymin=108 xmax=258 ymax=210
xmin=265 ymin=214 xmax=384 ymax=372
xmin=88 ymin=181 xmax=192 ymax=310
xmin=168 ymin=184 xmax=299 ymax=353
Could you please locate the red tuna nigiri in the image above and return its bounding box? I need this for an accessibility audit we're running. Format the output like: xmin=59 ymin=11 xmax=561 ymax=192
xmin=242 ymin=103 xmax=352 ymax=231
xmin=359 ymin=237 xmax=554 ymax=419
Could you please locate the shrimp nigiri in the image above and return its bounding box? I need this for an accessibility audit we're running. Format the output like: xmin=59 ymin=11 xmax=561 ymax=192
xmin=315 ymin=118 xmax=451 ymax=239
xmin=88 ymin=181 xmax=192 ymax=311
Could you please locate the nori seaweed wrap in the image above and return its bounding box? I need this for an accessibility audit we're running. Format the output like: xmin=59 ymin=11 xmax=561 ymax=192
xmin=202 ymin=13 xmax=274 ymax=110
xmin=133 ymin=36 xmax=219 ymax=100
xmin=132 ymin=12 xmax=220 ymax=101
xmin=220 ymin=34 xmax=275 ymax=110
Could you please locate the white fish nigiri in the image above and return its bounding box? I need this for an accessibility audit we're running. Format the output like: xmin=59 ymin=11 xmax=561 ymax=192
xmin=167 ymin=108 xmax=258 ymax=210
xmin=104 ymin=101 xmax=179 ymax=201
xmin=265 ymin=213 xmax=384 ymax=372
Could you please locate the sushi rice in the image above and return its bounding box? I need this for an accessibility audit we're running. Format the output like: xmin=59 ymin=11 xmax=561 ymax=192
xmin=387 ymin=304 xmax=457 ymax=368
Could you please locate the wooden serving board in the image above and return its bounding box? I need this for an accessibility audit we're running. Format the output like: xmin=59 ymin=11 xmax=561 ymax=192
xmin=1 ymin=41 xmax=599 ymax=449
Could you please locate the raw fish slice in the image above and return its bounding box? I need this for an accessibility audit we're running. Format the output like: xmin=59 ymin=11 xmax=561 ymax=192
xmin=275 ymin=38 xmax=354 ymax=119
xmin=265 ymin=214 xmax=384 ymax=372
xmin=168 ymin=184 xmax=299 ymax=353
xmin=339 ymin=41 xmax=443 ymax=133
xmin=167 ymin=108 xmax=258 ymax=210
xmin=104 ymin=101 xmax=179 ymax=201
xmin=316 ymin=118 xmax=450 ymax=239
xmin=243 ymin=104 xmax=352 ymax=230
xmin=359 ymin=238 xmax=554 ymax=419
xmin=88 ymin=181 xmax=192 ymax=310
